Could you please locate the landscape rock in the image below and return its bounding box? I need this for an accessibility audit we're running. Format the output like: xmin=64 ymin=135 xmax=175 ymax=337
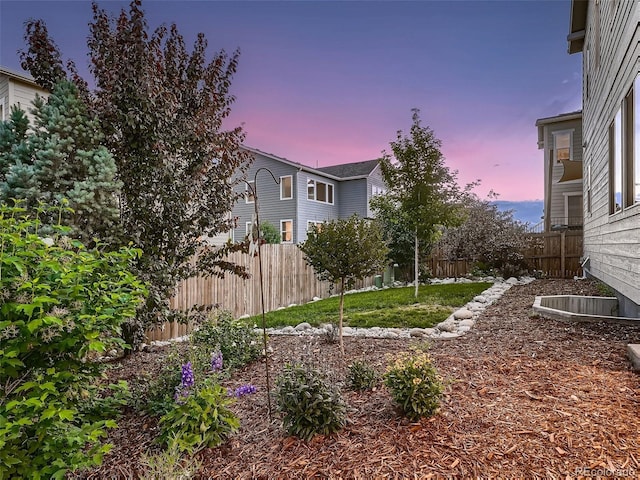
xmin=409 ymin=328 xmax=427 ymax=337
xmin=439 ymin=332 xmax=462 ymax=339
xmin=453 ymin=308 xmax=474 ymax=320
xmin=473 ymin=295 xmax=487 ymax=303
xmin=437 ymin=320 xmax=457 ymax=333
xmin=294 ymin=322 xmax=311 ymax=331
xmin=459 ymin=319 xmax=475 ymax=327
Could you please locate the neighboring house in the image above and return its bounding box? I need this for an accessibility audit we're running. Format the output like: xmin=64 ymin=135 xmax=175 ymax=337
xmin=230 ymin=146 xmax=386 ymax=244
xmin=0 ymin=66 xmax=48 ymax=124
xmin=535 ymin=111 xmax=583 ymax=232
xmin=568 ymin=0 xmax=639 ymax=317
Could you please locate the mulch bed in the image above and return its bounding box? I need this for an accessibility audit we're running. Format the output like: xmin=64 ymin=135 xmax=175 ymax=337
xmin=77 ymin=279 xmax=640 ymax=479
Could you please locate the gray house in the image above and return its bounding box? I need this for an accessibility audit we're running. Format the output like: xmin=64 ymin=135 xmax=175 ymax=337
xmin=567 ymin=0 xmax=639 ymax=317
xmin=536 ymin=111 xmax=583 ymax=232
xmin=230 ymin=146 xmax=386 ymax=244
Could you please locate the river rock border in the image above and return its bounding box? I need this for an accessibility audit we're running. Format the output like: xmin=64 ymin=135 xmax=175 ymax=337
xmin=264 ymin=276 xmax=535 ymax=340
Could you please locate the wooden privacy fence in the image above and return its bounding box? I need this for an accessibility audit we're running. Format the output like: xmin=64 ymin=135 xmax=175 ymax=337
xmin=147 ymin=232 xmax=583 ymax=342
xmin=146 ymin=244 xmax=375 ymax=342
xmin=426 ymin=231 xmax=584 ymax=280
xmin=523 ymin=230 xmax=584 ymax=278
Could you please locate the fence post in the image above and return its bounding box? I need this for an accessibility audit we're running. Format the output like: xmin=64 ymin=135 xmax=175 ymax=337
xmin=560 ymin=231 xmax=566 ymax=279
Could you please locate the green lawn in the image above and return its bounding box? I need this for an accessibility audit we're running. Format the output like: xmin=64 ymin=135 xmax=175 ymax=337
xmin=245 ymin=282 xmax=492 ymax=329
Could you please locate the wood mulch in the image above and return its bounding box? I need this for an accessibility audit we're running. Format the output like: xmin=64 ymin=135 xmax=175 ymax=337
xmin=77 ymin=279 xmax=640 ymax=479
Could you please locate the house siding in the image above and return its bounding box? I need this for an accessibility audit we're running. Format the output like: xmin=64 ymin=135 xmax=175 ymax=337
xmin=578 ymin=0 xmax=640 ymax=316
xmin=0 ymin=71 xmax=48 ymax=125
xmin=337 ymin=179 xmax=367 ymax=218
xmin=542 ymin=117 xmax=583 ymax=227
xmin=232 ymin=152 xmax=299 ymax=242
xmin=230 ymin=148 xmax=384 ymax=245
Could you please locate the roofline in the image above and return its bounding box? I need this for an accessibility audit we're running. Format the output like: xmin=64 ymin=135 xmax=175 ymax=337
xmin=0 ymin=66 xmax=46 ymax=90
xmin=567 ymin=0 xmax=588 ymax=54
xmin=535 ymin=110 xmax=582 ymax=126
xmin=242 ymin=145 xmax=377 ymax=181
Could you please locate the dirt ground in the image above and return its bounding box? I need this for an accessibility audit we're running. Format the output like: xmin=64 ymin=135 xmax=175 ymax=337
xmin=77 ymin=278 xmax=640 ymax=479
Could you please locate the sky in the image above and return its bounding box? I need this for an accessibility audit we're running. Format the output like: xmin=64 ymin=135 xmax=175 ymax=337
xmin=0 ymin=0 xmax=582 ymax=205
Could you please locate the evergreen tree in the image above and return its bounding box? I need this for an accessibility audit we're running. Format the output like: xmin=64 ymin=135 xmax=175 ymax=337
xmin=0 ymin=81 xmax=121 ymax=244
xmin=0 ymin=107 xmax=37 ymax=204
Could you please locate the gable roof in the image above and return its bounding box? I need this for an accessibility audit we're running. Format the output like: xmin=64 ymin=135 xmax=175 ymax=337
xmin=535 ymin=110 xmax=582 ymax=126
xmin=242 ymin=145 xmax=379 ymax=181
xmin=316 ymin=159 xmax=379 ymax=178
xmin=0 ymin=66 xmax=44 ymax=90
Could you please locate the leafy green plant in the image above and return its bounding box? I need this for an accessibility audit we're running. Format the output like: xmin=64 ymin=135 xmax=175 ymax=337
xmin=191 ymin=310 xmax=261 ymax=370
xmin=0 ymin=204 xmax=147 ymax=479
xmin=347 ymin=360 xmax=379 ymax=391
xmin=274 ymin=364 xmax=347 ymax=441
xmin=158 ymin=381 xmax=240 ymax=454
xmin=139 ymin=439 xmax=202 ymax=480
xmin=384 ymin=351 xmax=443 ymax=420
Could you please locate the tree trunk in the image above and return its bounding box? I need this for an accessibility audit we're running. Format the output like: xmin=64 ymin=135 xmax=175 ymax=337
xmin=339 ymin=278 xmax=345 ymax=355
xmin=414 ymin=230 xmax=419 ymax=298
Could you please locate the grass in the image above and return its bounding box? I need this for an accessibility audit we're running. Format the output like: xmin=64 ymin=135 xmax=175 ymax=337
xmin=245 ymin=282 xmax=492 ymax=329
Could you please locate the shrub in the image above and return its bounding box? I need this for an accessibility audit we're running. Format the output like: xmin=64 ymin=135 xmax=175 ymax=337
xmin=274 ymin=364 xmax=347 ymax=441
xmin=384 ymin=351 xmax=443 ymax=420
xmin=0 ymin=204 xmax=147 ymax=479
xmin=346 ymin=360 xmax=379 ymax=391
xmin=158 ymin=381 xmax=240 ymax=454
xmin=190 ymin=310 xmax=261 ymax=370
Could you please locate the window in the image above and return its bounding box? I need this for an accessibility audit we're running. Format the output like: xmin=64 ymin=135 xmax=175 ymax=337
xmin=610 ymin=74 xmax=640 ymax=214
xmin=245 ymin=180 xmax=255 ymax=203
xmin=372 ymin=185 xmax=386 ymax=196
xmin=306 ymin=178 xmax=334 ymax=204
xmin=0 ymin=97 xmax=4 ymax=121
xmin=280 ymin=220 xmax=293 ymax=243
xmin=610 ymin=109 xmax=622 ymax=214
xmin=246 ymin=221 xmax=254 ymax=237
xmin=307 ymin=179 xmax=315 ymax=200
xmin=280 ymin=175 xmax=292 ymax=200
xmin=307 ymin=220 xmax=324 ymax=232
xmin=553 ymin=131 xmax=572 ymax=163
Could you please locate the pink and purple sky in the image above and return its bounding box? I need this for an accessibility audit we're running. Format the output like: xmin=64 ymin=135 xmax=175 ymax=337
xmin=0 ymin=0 xmax=581 ymax=204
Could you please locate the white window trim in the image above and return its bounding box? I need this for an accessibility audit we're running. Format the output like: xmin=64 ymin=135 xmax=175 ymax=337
xmin=0 ymin=97 xmax=5 ymax=121
xmin=280 ymin=175 xmax=293 ymax=200
xmin=245 ymin=180 xmax=255 ymax=204
xmin=280 ymin=219 xmax=293 ymax=244
xmin=245 ymin=221 xmax=253 ymax=237
xmin=306 ymin=178 xmax=335 ymax=205
xmin=552 ymin=129 xmax=574 ymax=163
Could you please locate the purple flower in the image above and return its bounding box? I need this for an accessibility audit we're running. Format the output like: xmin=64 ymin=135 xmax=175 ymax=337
xmin=230 ymin=384 xmax=257 ymax=398
xmin=211 ymin=351 xmax=223 ymax=372
xmin=181 ymin=362 xmax=195 ymax=388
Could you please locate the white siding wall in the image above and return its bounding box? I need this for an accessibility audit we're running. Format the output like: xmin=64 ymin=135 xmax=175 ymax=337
xmin=581 ymin=0 xmax=640 ymax=311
